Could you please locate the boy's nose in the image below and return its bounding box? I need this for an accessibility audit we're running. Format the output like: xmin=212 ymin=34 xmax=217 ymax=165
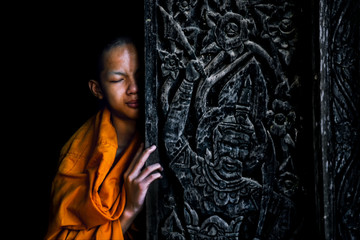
xmin=127 ymin=79 xmax=138 ymax=95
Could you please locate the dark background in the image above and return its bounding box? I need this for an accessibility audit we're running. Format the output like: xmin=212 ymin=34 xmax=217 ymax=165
xmin=5 ymin=3 xmax=144 ymax=239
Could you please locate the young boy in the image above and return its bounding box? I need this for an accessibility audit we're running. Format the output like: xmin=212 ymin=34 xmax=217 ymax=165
xmin=45 ymin=36 xmax=163 ymax=239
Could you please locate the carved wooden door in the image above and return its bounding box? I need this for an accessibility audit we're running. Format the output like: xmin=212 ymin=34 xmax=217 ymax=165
xmin=144 ymin=0 xmax=360 ymax=239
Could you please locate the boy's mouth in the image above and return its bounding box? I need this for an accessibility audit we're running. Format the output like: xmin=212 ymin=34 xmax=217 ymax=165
xmin=126 ymin=100 xmax=139 ymax=108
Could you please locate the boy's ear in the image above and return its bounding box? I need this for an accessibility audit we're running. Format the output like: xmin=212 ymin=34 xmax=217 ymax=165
xmin=88 ymin=80 xmax=104 ymax=100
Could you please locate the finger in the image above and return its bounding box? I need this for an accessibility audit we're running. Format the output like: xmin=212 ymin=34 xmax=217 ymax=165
xmin=136 ymin=163 xmax=163 ymax=182
xmin=139 ymin=172 xmax=163 ymax=191
xmin=132 ymin=145 xmax=156 ymax=173
xmin=124 ymin=143 xmax=144 ymax=176
xmin=128 ymin=145 xmax=157 ymax=178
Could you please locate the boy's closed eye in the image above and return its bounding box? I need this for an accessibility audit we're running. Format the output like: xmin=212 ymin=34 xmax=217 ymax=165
xmin=110 ymin=79 xmax=124 ymax=83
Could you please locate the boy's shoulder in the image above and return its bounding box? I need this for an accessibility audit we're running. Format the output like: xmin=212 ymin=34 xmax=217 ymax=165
xmin=57 ymin=111 xmax=101 ymax=169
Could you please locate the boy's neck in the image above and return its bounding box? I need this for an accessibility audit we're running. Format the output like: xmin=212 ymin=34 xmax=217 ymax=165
xmin=111 ymin=116 xmax=137 ymax=149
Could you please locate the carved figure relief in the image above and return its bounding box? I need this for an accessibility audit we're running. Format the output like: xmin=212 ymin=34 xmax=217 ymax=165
xmin=154 ymin=0 xmax=305 ymax=239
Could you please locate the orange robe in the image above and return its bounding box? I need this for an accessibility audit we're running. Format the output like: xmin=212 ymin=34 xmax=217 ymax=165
xmin=46 ymin=108 xmax=141 ymax=240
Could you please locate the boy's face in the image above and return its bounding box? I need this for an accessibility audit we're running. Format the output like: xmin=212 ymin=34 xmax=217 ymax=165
xmin=100 ymin=43 xmax=140 ymax=121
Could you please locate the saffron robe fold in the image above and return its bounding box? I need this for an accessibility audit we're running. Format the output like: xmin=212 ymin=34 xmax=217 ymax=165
xmin=46 ymin=108 xmax=140 ymax=240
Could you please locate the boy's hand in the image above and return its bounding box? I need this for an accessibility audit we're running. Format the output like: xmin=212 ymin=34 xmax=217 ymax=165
xmin=120 ymin=144 xmax=163 ymax=232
